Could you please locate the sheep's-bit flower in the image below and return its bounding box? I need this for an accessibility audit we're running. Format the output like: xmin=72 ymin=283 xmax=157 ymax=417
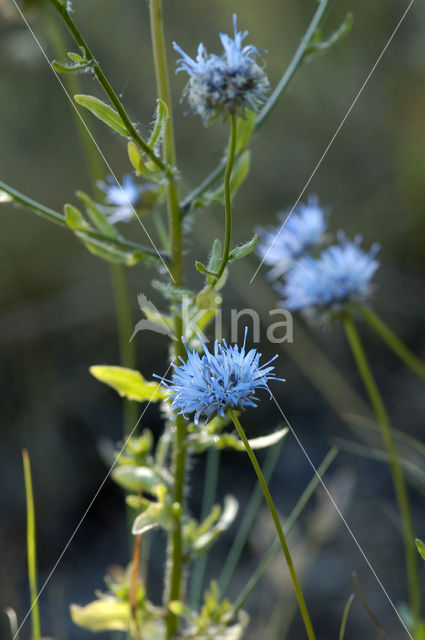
xmin=158 ymin=331 xmax=283 ymax=424
xmin=256 ymin=196 xmax=328 ymax=280
xmin=97 ymin=174 xmax=154 ymax=223
xmin=281 ymin=233 xmax=380 ymax=321
xmin=173 ymin=15 xmax=269 ymax=124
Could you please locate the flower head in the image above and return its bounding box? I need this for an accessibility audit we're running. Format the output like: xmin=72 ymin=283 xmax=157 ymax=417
xmin=158 ymin=330 xmax=283 ymax=424
xmin=256 ymin=196 xmax=328 ymax=280
xmin=97 ymin=174 xmax=154 ymax=223
xmin=173 ymin=15 xmax=269 ymax=124
xmin=281 ymin=233 xmax=380 ymax=321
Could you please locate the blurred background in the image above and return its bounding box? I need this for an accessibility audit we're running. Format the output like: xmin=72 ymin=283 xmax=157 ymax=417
xmin=1 ymin=0 xmax=425 ymax=637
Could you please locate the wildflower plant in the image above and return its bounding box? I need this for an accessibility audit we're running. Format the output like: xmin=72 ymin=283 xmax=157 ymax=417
xmin=2 ymin=1 xmax=425 ymax=640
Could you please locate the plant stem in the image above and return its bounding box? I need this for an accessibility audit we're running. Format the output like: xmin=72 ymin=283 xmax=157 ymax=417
xmin=233 ymin=447 xmax=338 ymax=612
xmin=343 ymin=315 xmax=421 ymax=628
xmin=48 ymin=0 xmax=166 ymax=172
xmin=215 ymin=114 xmax=237 ymax=281
xmin=148 ymin=1 xmax=186 ymax=636
xmin=22 ymin=450 xmax=41 ymax=640
xmin=181 ymin=0 xmax=334 ymax=213
xmin=228 ymin=410 xmax=316 ymax=640
xmin=359 ymin=307 xmax=425 ymax=383
xmin=43 ymin=10 xmax=138 ymax=437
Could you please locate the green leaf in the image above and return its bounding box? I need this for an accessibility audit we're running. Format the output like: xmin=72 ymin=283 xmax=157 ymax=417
xmin=52 ymin=56 xmax=92 ymax=74
xmin=75 ymin=94 xmax=129 ymax=137
xmin=229 ymin=234 xmax=258 ymax=262
xmin=189 ymin=427 xmax=288 ymax=453
xmin=76 ymin=191 xmax=116 ymax=237
xmin=75 ymin=232 xmax=144 ymax=265
xmin=195 ymin=261 xmax=218 ymax=277
xmin=307 ymin=13 xmax=353 ymax=59
xmin=207 ymin=239 xmax=222 ymax=278
xmin=235 ymin=110 xmax=256 ymax=155
xmin=193 ymin=496 xmax=239 ymax=555
xmin=64 ymin=203 xmax=90 ymax=231
xmin=132 ymin=500 xmax=173 ymax=535
xmin=70 ymin=599 xmax=130 ymax=632
xmin=416 ymin=538 xmax=425 ymax=560
xmin=148 ymin=99 xmax=169 ymax=148
xmin=90 ymin=366 xmax=168 ymax=402
xmin=112 ymin=465 xmax=169 ymax=493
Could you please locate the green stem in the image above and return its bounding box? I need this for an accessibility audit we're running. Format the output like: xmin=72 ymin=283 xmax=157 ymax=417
xmin=148 ymin=1 xmax=186 ymax=636
xmin=228 ymin=410 xmax=316 ymax=640
xmin=43 ymin=10 xmax=138 ymax=438
xmin=48 ymin=0 xmax=167 ymax=173
xmin=0 ymin=179 xmax=166 ymax=258
xmin=343 ymin=315 xmax=421 ymax=627
xmin=359 ymin=307 xmax=425 ymax=383
xmin=22 ymin=450 xmax=41 ymax=640
xmin=219 ymin=437 xmax=285 ymax=594
xmin=233 ymin=447 xmax=338 ymax=612
xmin=215 ymin=114 xmax=237 ymax=281
xmin=181 ymin=0 xmax=334 ymax=213
xmin=44 ymin=10 xmax=104 ymax=188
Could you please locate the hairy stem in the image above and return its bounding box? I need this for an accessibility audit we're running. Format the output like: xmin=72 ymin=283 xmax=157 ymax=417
xmin=228 ymin=410 xmax=316 ymax=640
xmin=148 ymin=1 xmax=186 ymax=636
xmin=343 ymin=315 xmax=420 ymax=627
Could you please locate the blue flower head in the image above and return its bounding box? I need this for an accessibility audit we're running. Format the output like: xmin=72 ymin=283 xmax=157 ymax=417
xmin=173 ymin=15 xmax=269 ymax=124
xmin=158 ymin=330 xmax=283 ymax=424
xmin=97 ymin=174 xmax=156 ymax=223
xmin=281 ymin=232 xmax=380 ymax=322
xmin=256 ymin=195 xmax=328 ymax=280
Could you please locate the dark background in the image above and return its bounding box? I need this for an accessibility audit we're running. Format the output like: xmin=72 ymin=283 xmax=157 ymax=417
xmin=1 ymin=0 xmax=425 ymax=638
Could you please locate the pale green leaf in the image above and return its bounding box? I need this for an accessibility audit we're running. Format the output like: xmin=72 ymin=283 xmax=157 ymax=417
xmin=148 ymin=99 xmax=169 ymax=148
xmin=193 ymin=496 xmax=238 ymax=554
xmin=75 ymin=94 xmax=128 ymax=137
xmin=132 ymin=500 xmax=173 ymax=535
xmin=112 ymin=465 xmax=169 ymax=493
xmin=416 ymin=538 xmax=425 ymax=560
xmin=229 ymin=234 xmax=258 ymax=262
xmin=90 ymin=366 xmax=167 ymax=402
xmin=70 ymin=599 xmax=130 ymax=632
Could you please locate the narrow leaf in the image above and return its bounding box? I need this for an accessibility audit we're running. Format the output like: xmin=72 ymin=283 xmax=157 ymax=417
xmin=195 ymin=261 xmax=218 ymax=277
xmin=148 ymin=99 xmax=169 ymax=148
xmin=75 ymin=94 xmax=129 ymax=137
xmin=416 ymin=538 xmax=425 ymax=560
xmin=229 ymin=234 xmax=258 ymax=262
xmin=23 ymin=450 xmax=41 ymax=640
xmin=77 ymin=191 xmax=116 ymax=237
xmin=64 ymin=203 xmax=91 ymax=231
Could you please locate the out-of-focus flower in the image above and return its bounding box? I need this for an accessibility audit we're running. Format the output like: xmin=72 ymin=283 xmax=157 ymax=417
xmin=157 ymin=331 xmax=283 ymax=424
xmin=97 ymin=174 xmax=155 ymax=223
xmin=256 ymin=196 xmax=328 ymax=280
xmin=281 ymin=233 xmax=380 ymax=321
xmin=173 ymin=15 xmax=269 ymax=124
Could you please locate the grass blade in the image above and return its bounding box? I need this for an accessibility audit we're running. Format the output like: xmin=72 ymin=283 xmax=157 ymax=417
xmin=339 ymin=594 xmax=355 ymax=640
xmin=22 ymin=449 xmax=41 ymax=640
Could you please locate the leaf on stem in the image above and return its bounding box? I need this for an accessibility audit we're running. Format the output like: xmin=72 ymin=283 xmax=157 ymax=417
xmin=75 ymin=94 xmax=129 ymax=137
xmin=228 ymin=234 xmax=258 ymax=262
xmin=306 ymin=13 xmax=353 ymax=60
xmin=416 ymin=538 xmax=425 ymax=561
xmin=148 ymin=99 xmax=169 ymax=149
xmin=189 ymin=427 xmax=288 ymax=453
xmin=90 ymin=365 xmax=168 ymax=402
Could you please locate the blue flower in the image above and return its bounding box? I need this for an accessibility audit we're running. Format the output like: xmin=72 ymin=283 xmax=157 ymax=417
xmin=256 ymin=196 xmax=328 ymax=280
xmin=281 ymin=233 xmax=380 ymax=321
xmin=158 ymin=331 xmax=283 ymax=424
xmin=173 ymin=15 xmax=269 ymax=124
xmin=97 ymin=174 xmax=143 ymax=223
